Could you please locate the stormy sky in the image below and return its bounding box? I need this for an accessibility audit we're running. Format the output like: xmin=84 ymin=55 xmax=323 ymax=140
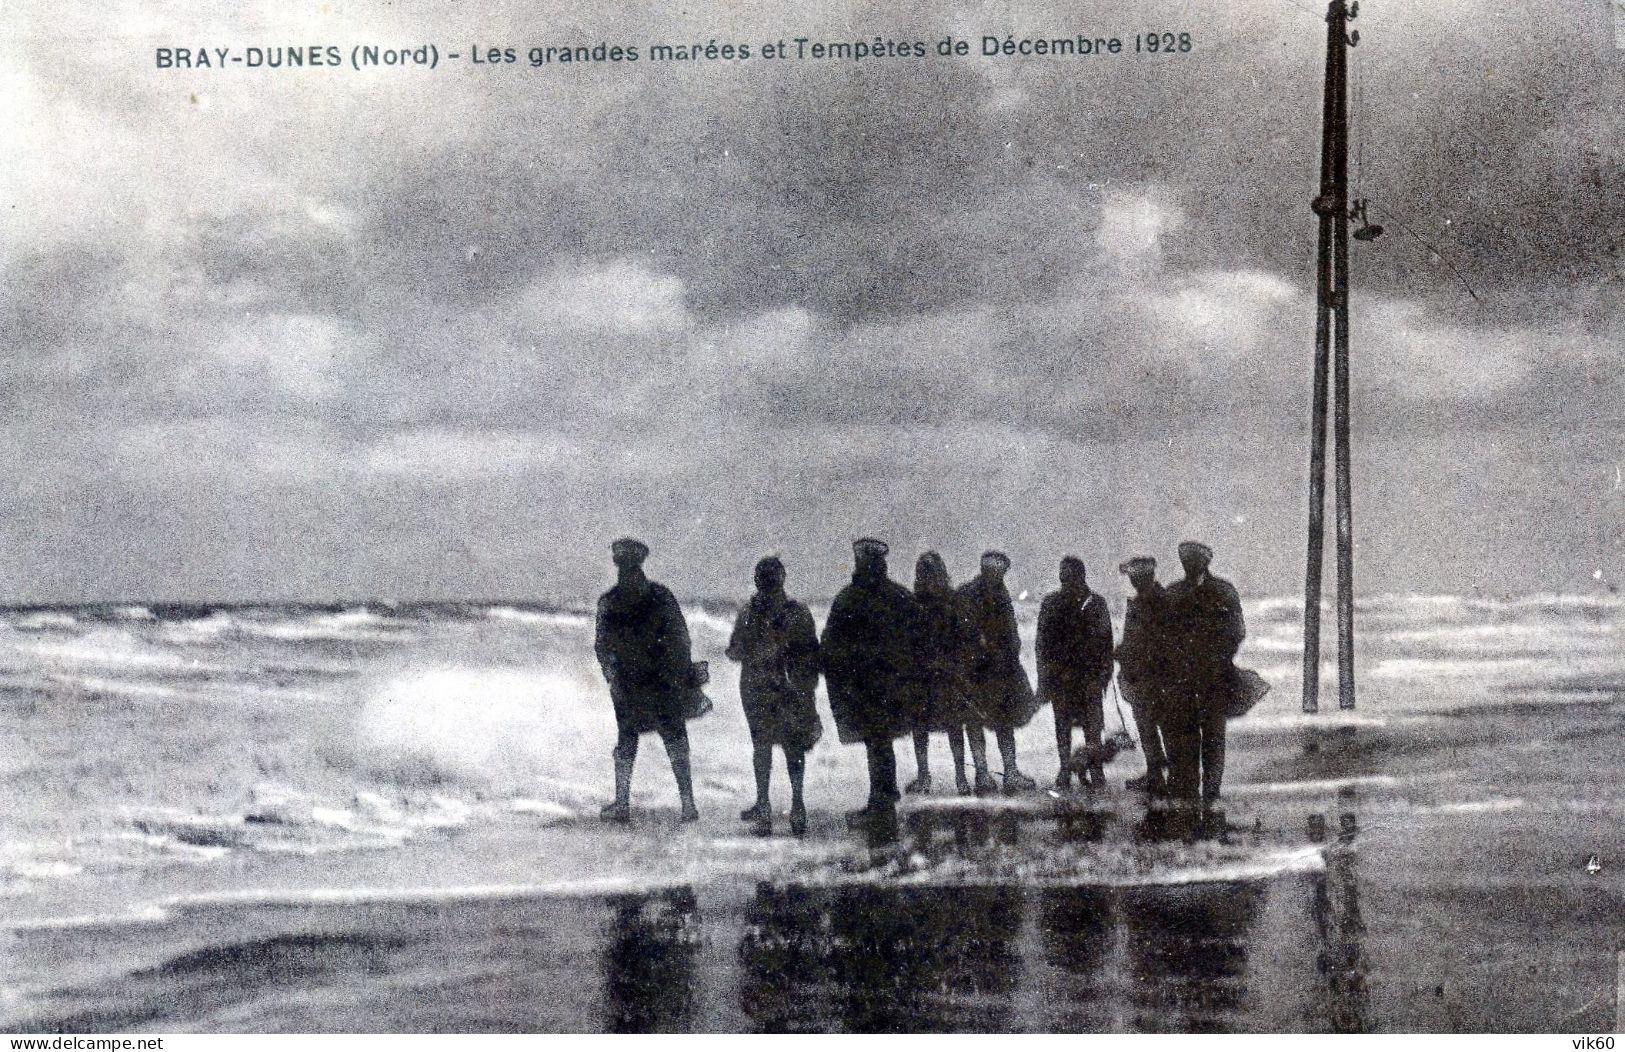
xmin=2 ymin=0 xmax=1621 ymax=603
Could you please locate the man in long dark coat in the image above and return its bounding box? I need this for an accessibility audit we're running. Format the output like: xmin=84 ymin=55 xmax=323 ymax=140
xmin=726 ymin=556 xmax=822 ymax=836
xmin=820 ymin=537 xmax=920 ymax=822
xmin=1162 ymin=541 xmax=1246 ymax=805
xmin=959 ymin=550 xmax=1039 ymax=793
xmin=1116 ymin=555 xmax=1170 ymax=795
xmin=594 ymin=538 xmax=700 ymax=823
xmin=1037 ymin=556 xmax=1115 ymax=791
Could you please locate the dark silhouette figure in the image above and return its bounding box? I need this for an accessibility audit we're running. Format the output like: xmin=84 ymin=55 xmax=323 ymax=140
xmin=1120 ymin=882 xmax=1266 ymax=1032
xmin=1037 ymin=556 xmax=1115 ymax=791
xmin=1116 ymin=555 xmax=1171 ymax=795
xmin=958 ymin=551 xmax=1039 ymax=793
xmin=906 ymin=551 xmax=994 ymax=795
xmin=602 ymin=888 xmax=701 ymax=1032
xmin=1162 ymin=542 xmax=1246 ymax=804
xmin=820 ymin=538 xmax=922 ymax=824
xmin=737 ymin=883 xmax=1023 ymax=1032
xmin=726 ymin=556 xmax=822 ymax=836
xmin=593 ymin=538 xmax=701 ymax=823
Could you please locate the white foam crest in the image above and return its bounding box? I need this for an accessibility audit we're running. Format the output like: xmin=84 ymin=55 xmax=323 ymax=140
xmin=350 ymin=665 xmax=613 ymax=791
xmin=247 ymin=609 xmax=396 ymax=642
xmin=485 ymin=606 xmax=590 ymax=629
xmin=5 ymin=904 xmax=173 ymax=933
xmin=1415 ymin=797 xmax=1526 ymax=815
xmin=1368 ymin=656 xmax=1549 ymax=679
xmin=8 ymin=611 xmax=80 ymax=631
xmin=1228 ymin=774 xmax=1401 ymax=796
xmin=682 ymin=607 xmax=737 ymax=638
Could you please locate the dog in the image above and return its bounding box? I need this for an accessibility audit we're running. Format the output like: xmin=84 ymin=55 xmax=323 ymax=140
xmin=1065 ymin=730 xmax=1138 ymax=788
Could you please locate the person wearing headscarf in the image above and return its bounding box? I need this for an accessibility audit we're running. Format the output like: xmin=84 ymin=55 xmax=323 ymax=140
xmin=1037 ymin=556 xmax=1115 ymax=791
xmin=593 ymin=538 xmax=702 ymax=823
xmin=907 ymin=551 xmax=995 ymax=796
xmin=1162 ymin=541 xmax=1246 ymax=805
xmin=1116 ymin=556 xmax=1171 ymax=795
xmin=820 ymin=538 xmax=922 ymax=823
xmin=726 ymin=556 xmax=822 ymax=836
xmin=958 ymin=550 xmax=1040 ymax=793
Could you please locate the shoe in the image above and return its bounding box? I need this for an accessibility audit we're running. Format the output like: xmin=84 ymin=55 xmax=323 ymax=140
xmin=600 ymin=801 xmax=631 ymax=824
xmin=955 ymin=772 xmax=973 ymax=796
xmin=904 ymin=775 xmax=932 ymax=795
xmin=680 ymin=801 xmax=700 ymax=822
xmin=1002 ymin=770 xmax=1038 ymax=794
xmin=973 ymin=771 xmax=999 ymax=796
xmin=789 ymin=803 xmax=807 ymax=837
xmin=740 ymin=802 xmax=771 ymax=822
xmin=1053 ymin=771 xmax=1073 ymax=792
xmin=1125 ymin=773 xmax=1150 ymax=791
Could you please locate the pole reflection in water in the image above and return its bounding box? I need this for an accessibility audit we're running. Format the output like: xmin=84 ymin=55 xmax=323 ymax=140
xmin=601 ymin=887 xmax=702 ymax=1033
xmin=737 ymin=881 xmax=1026 ymax=1031
xmin=1311 ymin=809 xmax=1370 ymax=1032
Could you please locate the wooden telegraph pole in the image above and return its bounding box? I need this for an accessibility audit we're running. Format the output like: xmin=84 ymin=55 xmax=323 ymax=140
xmin=1303 ymin=0 xmax=1358 ymax=712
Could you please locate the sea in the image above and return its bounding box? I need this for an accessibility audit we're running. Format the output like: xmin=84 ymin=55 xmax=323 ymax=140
xmin=2 ymin=592 xmax=1621 ymax=1032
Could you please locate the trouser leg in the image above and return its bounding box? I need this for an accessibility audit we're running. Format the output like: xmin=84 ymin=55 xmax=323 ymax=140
xmin=1053 ymin=709 xmax=1073 ymax=770
xmin=1083 ymin=694 xmax=1105 ymax=784
xmin=785 ymin=750 xmax=806 ymax=809
xmin=865 ymin=737 xmax=898 ymax=807
xmin=912 ymin=730 xmax=931 ymax=781
xmin=751 ymin=743 xmax=773 ymax=807
xmin=1199 ymin=699 xmax=1227 ymax=802
xmin=966 ymin=724 xmax=991 ymax=775
xmin=660 ymin=726 xmax=697 ymax=815
xmin=1164 ymin=705 xmax=1201 ymax=801
xmin=996 ymin=726 xmax=1020 ymax=775
xmin=612 ymin=729 xmax=638 ymax=806
xmin=1131 ymin=702 xmax=1167 ymax=784
xmin=947 ymin=726 xmax=966 ymax=778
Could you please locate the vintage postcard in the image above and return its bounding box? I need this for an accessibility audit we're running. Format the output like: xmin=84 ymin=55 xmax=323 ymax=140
xmin=2 ymin=0 xmax=1621 ymax=1036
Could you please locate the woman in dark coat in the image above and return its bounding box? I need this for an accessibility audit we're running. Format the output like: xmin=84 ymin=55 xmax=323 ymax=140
xmin=958 ymin=551 xmax=1040 ymax=793
xmin=908 ymin=552 xmax=995 ymax=796
xmin=820 ymin=538 xmax=922 ymax=819
xmin=726 ymin=556 xmax=822 ymax=836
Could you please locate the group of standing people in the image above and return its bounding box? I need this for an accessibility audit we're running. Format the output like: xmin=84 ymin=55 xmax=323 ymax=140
xmin=592 ymin=535 xmax=1247 ymax=834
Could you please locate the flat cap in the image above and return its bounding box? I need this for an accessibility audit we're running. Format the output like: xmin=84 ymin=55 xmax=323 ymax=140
xmin=611 ymin=537 xmax=650 ymax=565
xmin=1118 ymin=555 xmax=1157 ymax=575
xmin=852 ymin=537 xmax=889 ymax=558
xmin=1177 ymin=541 xmax=1213 ymax=565
xmin=980 ymin=550 xmax=1011 ymax=570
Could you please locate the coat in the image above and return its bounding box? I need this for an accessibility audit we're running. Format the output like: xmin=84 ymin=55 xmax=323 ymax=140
xmin=1115 ymin=582 xmax=1170 ymax=695
xmin=726 ymin=591 xmax=823 ymax=752
xmin=820 ymin=567 xmax=923 ymax=744
xmin=912 ymin=586 xmax=983 ymax=729
xmin=1163 ymin=572 xmax=1247 ymax=707
xmin=594 ymin=578 xmax=696 ymax=735
xmin=1036 ymin=586 xmax=1114 ymax=721
xmin=957 ymin=574 xmax=1039 ymax=730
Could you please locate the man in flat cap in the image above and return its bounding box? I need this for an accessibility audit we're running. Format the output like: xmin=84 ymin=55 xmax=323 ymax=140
xmin=959 ymin=550 xmax=1039 ymax=793
xmin=1116 ymin=556 xmax=1171 ymax=795
xmin=1037 ymin=556 xmax=1115 ymax=790
xmin=1162 ymin=541 xmax=1246 ymax=805
xmin=820 ymin=538 xmax=922 ymax=824
xmin=594 ymin=538 xmax=701 ymax=823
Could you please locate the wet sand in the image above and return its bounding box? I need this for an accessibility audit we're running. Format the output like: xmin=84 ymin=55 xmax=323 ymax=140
xmin=9 ymin=697 xmax=1624 ymax=1033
